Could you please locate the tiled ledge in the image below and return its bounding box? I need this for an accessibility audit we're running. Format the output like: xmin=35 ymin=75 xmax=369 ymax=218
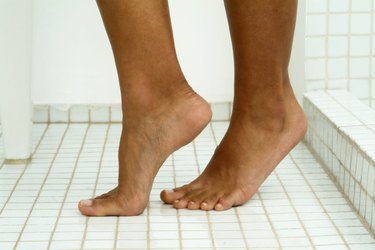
xmin=304 ymin=90 xmax=375 ymax=233
xmin=31 ymin=103 xmax=233 ymax=123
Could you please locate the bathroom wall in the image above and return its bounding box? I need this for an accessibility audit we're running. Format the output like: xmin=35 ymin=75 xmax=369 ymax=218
xmin=30 ymin=0 xmax=305 ymax=105
xmin=305 ymin=0 xmax=375 ymax=109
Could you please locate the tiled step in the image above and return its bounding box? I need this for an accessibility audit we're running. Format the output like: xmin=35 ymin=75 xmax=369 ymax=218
xmin=304 ymin=90 xmax=375 ymax=233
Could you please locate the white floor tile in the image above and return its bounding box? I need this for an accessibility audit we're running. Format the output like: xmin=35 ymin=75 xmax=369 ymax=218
xmin=0 ymin=123 xmax=373 ymax=249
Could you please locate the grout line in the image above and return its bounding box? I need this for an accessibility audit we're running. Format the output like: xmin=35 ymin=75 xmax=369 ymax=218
xmin=307 ymin=54 xmax=375 ymax=60
xmin=0 ymin=160 xmax=4 ymax=171
xmin=303 ymin=103 xmax=375 ymax=237
xmin=0 ymin=124 xmax=49 ymax=215
xmin=307 ymin=33 xmax=375 ymax=38
xmin=171 ymin=153 xmax=183 ymax=250
xmin=146 ymin=204 xmax=150 ymax=250
xmin=347 ymin=0 xmax=353 ymax=91
xmin=304 ymin=137 xmax=375 ymax=239
xmin=113 ymin=216 xmax=120 ymax=250
xmin=324 ymin=0 xmax=329 ymax=89
xmin=257 ymin=191 xmax=282 ymax=249
xmin=47 ymin=124 xmax=90 ymax=250
xmin=192 ymin=138 xmax=216 ymax=249
xmin=305 ymin=95 xmax=375 ymax=166
xmin=13 ymin=124 xmax=69 ymax=249
xmin=289 ymin=153 xmax=351 ymax=248
xmin=307 ymin=11 xmax=374 ymax=15
xmin=209 ymin=123 xmax=248 ymax=249
xmin=274 ymin=169 xmax=316 ymax=249
xmin=304 ymin=101 xmax=374 ymax=198
xmin=79 ymin=124 xmax=110 ymax=249
xmin=369 ymin=0 xmax=374 ymax=108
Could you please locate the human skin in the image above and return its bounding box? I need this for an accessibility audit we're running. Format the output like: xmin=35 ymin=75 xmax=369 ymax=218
xmin=161 ymin=0 xmax=307 ymax=210
xmin=79 ymin=0 xmax=307 ymax=215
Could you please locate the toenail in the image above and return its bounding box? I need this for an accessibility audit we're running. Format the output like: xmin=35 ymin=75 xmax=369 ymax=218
xmin=164 ymin=189 xmax=174 ymax=194
xmin=215 ymin=203 xmax=223 ymax=210
xmin=189 ymin=201 xmax=195 ymax=205
xmin=202 ymin=202 xmax=208 ymax=207
xmin=174 ymin=200 xmax=179 ymax=203
xmin=80 ymin=199 xmax=93 ymax=207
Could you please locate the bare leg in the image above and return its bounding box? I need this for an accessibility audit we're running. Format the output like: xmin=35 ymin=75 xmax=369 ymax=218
xmin=161 ymin=0 xmax=307 ymax=211
xmin=78 ymin=0 xmax=212 ymax=216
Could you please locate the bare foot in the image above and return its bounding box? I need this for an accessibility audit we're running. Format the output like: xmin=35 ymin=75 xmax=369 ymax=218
xmin=160 ymin=83 xmax=307 ymax=211
xmin=78 ymin=83 xmax=212 ymax=216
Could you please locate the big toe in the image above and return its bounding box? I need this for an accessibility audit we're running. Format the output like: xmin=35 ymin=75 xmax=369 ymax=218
xmin=78 ymin=197 xmax=144 ymax=216
xmin=160 ymin=185 xmax=192 ymax=204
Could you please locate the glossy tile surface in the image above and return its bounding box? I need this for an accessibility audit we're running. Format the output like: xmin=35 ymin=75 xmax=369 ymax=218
xmin=0 ymin=122 xmax=374 ymax=249
xmin=304 ymin=90 xmax=375 ymax=234
xmin=305 ymin=0 xmax=375 ymax=109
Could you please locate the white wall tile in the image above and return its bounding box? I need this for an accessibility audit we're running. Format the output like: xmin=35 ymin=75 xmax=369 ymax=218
xmin=33 ymin=105 xmax=49 ymax=123
xmin=328 ymin=79 xmax=348 ymax=89
xmin=211 ymin=103 xmax=230 ymax=121
xmin=306 ymin=0 xmax=327 ymax=13
xmin=351 ymin=14 xmax=371 ymax=34
xmin=90 ymin=106 xmax=110 ymax=122
xmin=350 ymin=58 xmax=370 ymax=78
xmin=350 ymin=80 xmax=370 ymax=99
xmin=307 ymin=15 xmax=327 ymax=35
xmin=110 ymin=105 xmax=122 ymax=123
xmin=306 ymin=37 xmax=326 ymax=57
xmin=351 ymin=36 xmax=371 ymax=56
xmin=49 ymin=106 xmax=69 ymax=123
xmin=70 ymin=106 xmax=89 ymax=123
xmin=328 ymin=58 xmax=348 ymax=78
xmin=329 ymin=14 xmax=349 ymax=35
xmin=306 ymin=59 xmax=326 ymax=79
xmin=329 ymin=0 xmax=350 ymax=12
xmin=351 ymin=0 xmax=372 ymax=12
xmin=328 ymin=36 xmax=348 ymax=57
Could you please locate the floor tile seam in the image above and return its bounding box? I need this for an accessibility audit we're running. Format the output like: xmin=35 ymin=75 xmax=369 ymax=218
xmin=303 ymin=140 xmax=375 ymax=239
xmin=273 ymin=171 xmax=316 ymax=249
xmin=146 ymin=204 xmax=150 ymax=250
xmin=306 ymin=112 xmax=375 ymax=197
xmin=78 ymin=124 xmax=111 ymax=249
xmin=192 ymin=139 xmax=216 ymax=250
xmin=308 ymin=105 xmax=375 ymax=167
xmin=307 ymin=122 xmax=375 ymax=203
xmin=171 ymin=154 xmax=183 ymax=250
xmin=256 ymin=192 xmax=282 ymax=249
xmin=347 ymin=0 xmax=353 ymax=93
xmin=0 ymin=125 xmax=49 ymax=213
xmin=369 ymin=0 xmax=374 ymax=111
xmin=289 ymin=153 xmax=351 ymax=248
xmin=323 ymin=0 xmax=329 ymax=90
xmin=0 ymin=160 xmax=5 ymax=171
xmin=12 ymin=124 xmax=69 ymax=249
xmin=209 ymin=123 xmax=247 ymax=249
xmin=45 ymin=124 xmax=90 ymax=250
xmin=326 ymin=91 xmax=375 ymax=130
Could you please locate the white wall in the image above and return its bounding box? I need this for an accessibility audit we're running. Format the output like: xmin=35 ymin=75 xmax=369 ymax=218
xmin=31 ymin=0 xmax=305 ymax=105
xmin=305 ymin=0 xmax=374 ymax=109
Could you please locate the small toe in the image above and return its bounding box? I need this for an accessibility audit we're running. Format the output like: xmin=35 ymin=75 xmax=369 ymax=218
xmin=173 ymin=198 xmax=190 ymax=209
xmin=187 ymin=200 xmax=200 ymax=210
xmin=214 ymin=196 xmax=235 ymax=211
xmin=200 ymin=199 xmax=220 ymax=211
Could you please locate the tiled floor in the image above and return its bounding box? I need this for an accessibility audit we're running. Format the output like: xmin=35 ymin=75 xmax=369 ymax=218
xmin=0 ymin=122 xmax=374 ymax=249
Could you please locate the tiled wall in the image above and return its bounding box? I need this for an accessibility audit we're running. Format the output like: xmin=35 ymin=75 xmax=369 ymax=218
xmin=32 ymin=103 xmax=233 ymax=123
xmin=305 ymin=0 xmax=375 ymax=109
xmin=304 ymin=90 xmax=375 ymax=232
